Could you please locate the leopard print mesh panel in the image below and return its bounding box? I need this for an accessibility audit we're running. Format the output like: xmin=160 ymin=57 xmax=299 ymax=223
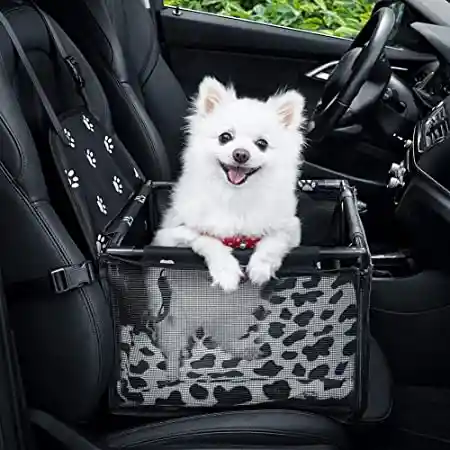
xmin=112 ymin=266 xmax=359 ymax=409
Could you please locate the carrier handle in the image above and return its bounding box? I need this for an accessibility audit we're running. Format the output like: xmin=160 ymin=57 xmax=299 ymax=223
xmin=118 ymin=244 xmax=322 ymax=267
xmin=108 ymin=181 xmax=153 ymax=247
xmin=107 ymin=245 xmax=365 ymax=266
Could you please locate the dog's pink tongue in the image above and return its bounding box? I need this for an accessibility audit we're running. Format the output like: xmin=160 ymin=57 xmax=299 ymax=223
xmin=228 ymin=167 xmax=247 ymax=185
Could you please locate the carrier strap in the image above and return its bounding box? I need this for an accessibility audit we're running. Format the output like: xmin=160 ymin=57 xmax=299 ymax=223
xmin=0 ymin=4 xmax=91 ymax=138
xmin=6 ymin=261 xmax=96 ymax=297
xmin=155 ymin=269 xmax=171 ymax=322
xmin=0 ymin=10 xmax=69 ymax=145
xmin=0 ymin=8 xmax=102 ymax=259
xmin=28 ymin=1 xmax=89 ymax=104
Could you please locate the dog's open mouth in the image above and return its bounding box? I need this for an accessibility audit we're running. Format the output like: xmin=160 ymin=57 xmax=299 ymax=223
xmin=219 ymin=163 xmax=261 ymax=186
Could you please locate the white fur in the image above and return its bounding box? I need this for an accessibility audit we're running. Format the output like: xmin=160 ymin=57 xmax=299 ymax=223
xmin=151 ymin=76 xmax=306 ymax=379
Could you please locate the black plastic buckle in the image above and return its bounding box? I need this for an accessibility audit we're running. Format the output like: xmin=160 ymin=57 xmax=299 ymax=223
xmin=50 ymin=261 xmax=95 ymax=294
xmin=65 ymin=55 xmax=85 ymax=89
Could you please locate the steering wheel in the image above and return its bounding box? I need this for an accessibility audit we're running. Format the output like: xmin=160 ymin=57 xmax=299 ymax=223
xmin=308 ymin=7 xmax=396 ymax=142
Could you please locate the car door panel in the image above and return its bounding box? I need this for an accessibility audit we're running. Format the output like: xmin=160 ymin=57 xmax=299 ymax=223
xmin=164 ymin=46 xmax=326 ymax=114
xmin=159 ymin=7 xmax=435 ymax=108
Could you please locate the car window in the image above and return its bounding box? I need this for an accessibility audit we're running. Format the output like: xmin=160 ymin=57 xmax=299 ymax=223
xmin=164 ymin=0 xmax=377 ymax=38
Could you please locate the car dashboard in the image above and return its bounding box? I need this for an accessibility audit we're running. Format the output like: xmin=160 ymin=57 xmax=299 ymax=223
xmin=392 ymin=95 xmax=450 ymax=266
xmin=373 ymin=17 xmax=450 ymax=265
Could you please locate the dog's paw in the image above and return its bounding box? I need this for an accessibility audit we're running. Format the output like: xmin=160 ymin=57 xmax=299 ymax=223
xmin=247 ymin=253 xmax=280 ymax=286
xmin=209 ymin=255 xmax=243 ymax=292
xmin=152 ymin=226 xmax=198 ymax=247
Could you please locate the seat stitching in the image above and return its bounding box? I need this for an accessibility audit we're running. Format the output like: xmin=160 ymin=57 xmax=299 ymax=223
xmin=110 ymin=72 xmax=171 ymax=178
xmin=112 ymin=430 xmax=341 ymax=449
xmin=0 ymin=162 xmax=105 ymax=398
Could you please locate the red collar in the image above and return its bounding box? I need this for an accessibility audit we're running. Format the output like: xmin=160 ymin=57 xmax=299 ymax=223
xmin=202 ymin=233 xmax=261 ymax=249
xmin=221 ymin=236 xmax=261 ymax=249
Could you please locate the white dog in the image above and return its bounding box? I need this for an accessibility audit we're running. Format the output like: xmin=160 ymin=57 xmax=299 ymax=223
xmin=151 ymin=76 xmax=306 ymax=379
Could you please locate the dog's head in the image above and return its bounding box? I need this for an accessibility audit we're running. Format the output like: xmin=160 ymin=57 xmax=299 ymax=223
xmin=184 ymin=76 xmax=306 ymax=188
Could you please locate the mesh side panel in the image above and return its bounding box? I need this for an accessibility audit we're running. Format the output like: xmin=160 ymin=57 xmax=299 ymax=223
xmin=108 ymin=261 xmax=359 ymax=409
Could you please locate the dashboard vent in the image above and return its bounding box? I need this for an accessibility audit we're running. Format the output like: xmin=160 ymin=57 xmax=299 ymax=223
xmin=424 ymin=104 xmax=450 ymax=149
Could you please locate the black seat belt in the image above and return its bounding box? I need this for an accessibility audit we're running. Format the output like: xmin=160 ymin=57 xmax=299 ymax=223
xmin=30 ymin=409 xmax=109 ymax=450
xmin=0 ymin=9 xmax=69 ymax=145
xmin=0 ymin=8 xmax=97 ymax=294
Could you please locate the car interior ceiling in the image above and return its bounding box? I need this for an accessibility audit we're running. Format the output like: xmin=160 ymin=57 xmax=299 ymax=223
xmin=2 ymin=0 xmax=450 ymax=449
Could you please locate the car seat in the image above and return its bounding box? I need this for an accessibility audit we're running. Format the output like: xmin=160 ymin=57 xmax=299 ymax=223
xmin=37 ymin=0 xmax=187 ymax=181
xmin=0 ymin=2 xmax=381 ymax=449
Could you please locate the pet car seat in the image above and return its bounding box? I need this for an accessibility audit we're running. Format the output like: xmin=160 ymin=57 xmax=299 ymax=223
xmin=36 ymin=0 xmax=392 ymax=425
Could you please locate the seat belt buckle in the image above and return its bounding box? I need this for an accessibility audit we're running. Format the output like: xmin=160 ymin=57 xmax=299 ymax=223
xmin=64 ymin=55 xmax=85 ymax=89
xmin=50 ymin=261 xmax=95 ymax=294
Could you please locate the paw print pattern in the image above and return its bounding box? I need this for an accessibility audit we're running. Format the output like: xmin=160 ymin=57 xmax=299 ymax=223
xmin=85 ymin=149 xmax=97 ymax=168
xmin=123 ymin=216 xmax=133 ymax=226
xmin=96 ymin=234 xmax=108 ymax=253
xmin=104 ymin=136 xmax=114 ymax=154
xmin=63 ymin=128 xmax=75 ymax=148
xmin=65 ymin=169 xmax=80 ymax=188
xmin=112 ymin=176 xmax=123 ymax=194
xmin=82 ymin=114 xmax=94 ymax=132
xmin=96 ymin=196 xmax=107 ymax=215
xmin=298 ymin=180 xmax=317 ymax=192
xmin=133 ymin=167 xmax=140 ymax=179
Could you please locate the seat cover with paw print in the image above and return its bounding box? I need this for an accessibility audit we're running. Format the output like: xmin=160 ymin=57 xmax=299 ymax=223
xmin=49 ymin=111 xmax=144 ymax=253
xmin=0 ymin=5 xmax=145 ymax=256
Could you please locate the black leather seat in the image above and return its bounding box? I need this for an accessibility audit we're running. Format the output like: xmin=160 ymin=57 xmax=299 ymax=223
xmin=0 ymin=2 xmax=378 ymax=449
xmin=101 ymin=410 xmax=348 ymax=450
xmin=37 ymin=0 xmax=188 ymax=181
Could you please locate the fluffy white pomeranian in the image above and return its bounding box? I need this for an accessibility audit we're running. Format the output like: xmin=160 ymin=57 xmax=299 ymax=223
xmin=151 ymin=76 xmax=306 ymax=380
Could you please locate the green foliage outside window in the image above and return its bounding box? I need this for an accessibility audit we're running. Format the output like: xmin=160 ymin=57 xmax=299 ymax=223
xmin=165 ymin=0 xmax=375 ymax=38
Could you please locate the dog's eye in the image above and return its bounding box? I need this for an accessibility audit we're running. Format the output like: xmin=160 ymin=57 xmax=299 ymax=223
xmin=218 ymin=132 xmax=233 ymax=145
xmin=255 ymin=139 xmax=268 ymax=151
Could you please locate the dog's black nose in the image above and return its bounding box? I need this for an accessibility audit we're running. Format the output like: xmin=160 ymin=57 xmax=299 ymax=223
xmin=232 ymin=149 xmax=250 ymax=164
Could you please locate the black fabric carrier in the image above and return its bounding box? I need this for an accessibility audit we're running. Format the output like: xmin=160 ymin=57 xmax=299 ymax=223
xmin=0 ymin=6 xmax=372 ymax=420
xmin=105 ymin=180 xmax=372 ymax=419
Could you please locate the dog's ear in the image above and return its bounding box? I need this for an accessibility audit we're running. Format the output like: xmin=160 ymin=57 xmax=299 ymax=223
xmin=268 ymin=90 xmax=305 ymax=130
xmin=196 ymin=76 xmax=236 ymax=116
